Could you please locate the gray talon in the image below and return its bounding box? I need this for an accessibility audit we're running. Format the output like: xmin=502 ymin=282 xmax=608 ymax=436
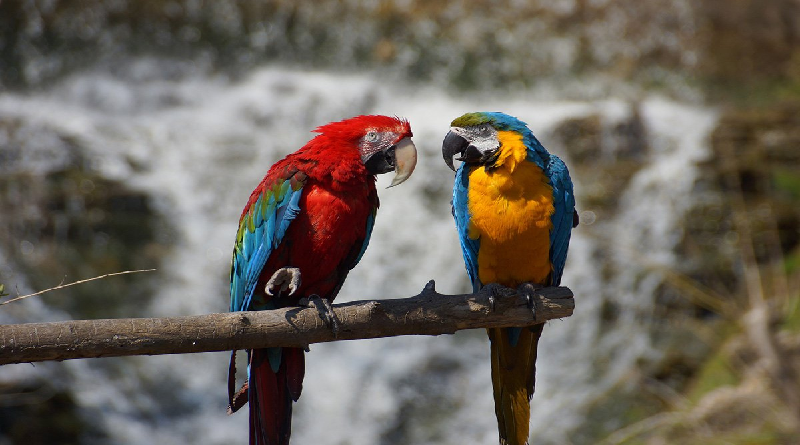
xmin=519 ymin=283 xmax=540 ymax=320
xmin=480 ymin=283 xmax=505 ymax=312
xmin=302 ymin=295 xmax=340 ymax=337
xmin=266 ymin=267 xmax=302 ymax=297
xmin=528 ymin=294 xmax=537 ymax=320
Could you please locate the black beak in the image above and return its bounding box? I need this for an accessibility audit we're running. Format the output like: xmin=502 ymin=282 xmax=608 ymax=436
xmin=365 ymin=146 xmax=395 ymax=175
xmin=442 ymin=131 xmax=483 ymax=172
xmin=364 ymin=137 xmax=417 ymax=186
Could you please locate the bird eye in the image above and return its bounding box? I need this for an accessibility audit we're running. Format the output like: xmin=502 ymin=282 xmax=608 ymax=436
xmin=365 ymin=131 xmax=379 ymax=142
xmin=476 ymin=125 xmax=491 ymax=136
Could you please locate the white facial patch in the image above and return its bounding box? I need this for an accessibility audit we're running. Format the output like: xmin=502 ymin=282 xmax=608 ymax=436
xmin=453 ymin=124 xmax=500 ymax=152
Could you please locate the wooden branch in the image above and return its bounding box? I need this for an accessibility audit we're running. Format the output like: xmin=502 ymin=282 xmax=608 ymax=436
xmin=0 ymin=282 xmax=574 ymax=365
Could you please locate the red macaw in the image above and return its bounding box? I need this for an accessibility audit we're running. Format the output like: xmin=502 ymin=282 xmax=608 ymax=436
xmin=228 ymin=115 xmax=417 ymax=445
xmin=443 ymin=112 xmax=578 ymax=445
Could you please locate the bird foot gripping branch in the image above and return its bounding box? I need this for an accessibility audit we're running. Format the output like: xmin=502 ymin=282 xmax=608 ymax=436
xmin=479 ymin=283 xmax=511 ymax=312
xmin=519 ymin=282 xmax=545 ymax=320
xmin=299 ymin=295 xmax=340 ymax=338
xmin=478 ymin=282 xmax=544 ymax=321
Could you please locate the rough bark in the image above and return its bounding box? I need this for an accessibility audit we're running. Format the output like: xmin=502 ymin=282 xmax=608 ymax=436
xmin=0 ymin=282 xmax=574 ymax=365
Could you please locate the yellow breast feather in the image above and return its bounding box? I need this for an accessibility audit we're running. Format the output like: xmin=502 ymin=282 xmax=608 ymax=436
xmin=467 ymin=131 xmax=554 ymax=286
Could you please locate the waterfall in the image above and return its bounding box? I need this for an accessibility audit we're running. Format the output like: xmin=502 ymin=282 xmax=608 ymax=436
xmin=0 ymin=60 xmax=717 ymax=444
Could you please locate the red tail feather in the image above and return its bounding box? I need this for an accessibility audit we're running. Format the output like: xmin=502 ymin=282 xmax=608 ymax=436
xmin=249 ymin=348 xmax=305 ymax=445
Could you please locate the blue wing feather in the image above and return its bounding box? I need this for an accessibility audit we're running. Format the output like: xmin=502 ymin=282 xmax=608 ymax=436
xmin=452 ymin=166 xmax=482 ymax=293
xmin=275 ymin=190 xmax=302 ymax=247
xmin=229 ymin=176 xmax=305 ymax=313
xmin=355 ymin=209 xmax=377 ymax=265
xmin=543 ymin=153 xmax=575 ymax=286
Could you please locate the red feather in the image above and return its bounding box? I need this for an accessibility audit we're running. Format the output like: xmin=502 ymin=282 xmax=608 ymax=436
xmin=233 ymin=115 xmax=411 ymax=445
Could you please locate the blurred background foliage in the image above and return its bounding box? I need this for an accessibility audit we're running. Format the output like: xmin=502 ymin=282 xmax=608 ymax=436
xmin=1 ymin=1 xmax=799 ymax=444
xmin=1 ymin=0 xmax=799 ymax=101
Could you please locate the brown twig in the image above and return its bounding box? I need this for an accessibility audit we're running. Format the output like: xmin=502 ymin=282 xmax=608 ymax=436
xmin=0 ymin=269 xmax=157 ymax=306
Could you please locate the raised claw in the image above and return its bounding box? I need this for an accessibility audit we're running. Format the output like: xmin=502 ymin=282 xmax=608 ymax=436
xmin=265 ymin=267 xmax=302 ymax=297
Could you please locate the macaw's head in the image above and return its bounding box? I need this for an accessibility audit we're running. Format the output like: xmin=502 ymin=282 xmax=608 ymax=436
xmin=442 ymin=111 xmax=533 ymax=171
xmin=314 ymin=115 xmax=417 ymax=187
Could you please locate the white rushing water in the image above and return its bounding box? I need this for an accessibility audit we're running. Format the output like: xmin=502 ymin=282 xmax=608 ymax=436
xmin=0 ymin=60 xmax=717 ymax=444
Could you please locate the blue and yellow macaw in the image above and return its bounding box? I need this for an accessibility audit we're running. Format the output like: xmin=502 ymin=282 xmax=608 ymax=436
xmin=442 ymin=112 xmax=578 ymax=445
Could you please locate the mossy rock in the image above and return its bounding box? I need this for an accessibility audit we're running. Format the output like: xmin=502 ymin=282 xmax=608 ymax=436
xmin=0 ymin=117 xmax=172 ymax=319
xmin=571 ymin=381 xmax=669 ymax=445
xmin=0 ymin=381 xmax=106 ymax=444
xmin=549 ymin=109 xmax=648 ymax=219
xmin=379 ymin=354 xmax=468 ymax=444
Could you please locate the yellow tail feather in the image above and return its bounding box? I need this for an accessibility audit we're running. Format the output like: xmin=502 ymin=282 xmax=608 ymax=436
xmin=487 ymin=324 xmax=544 ymax=445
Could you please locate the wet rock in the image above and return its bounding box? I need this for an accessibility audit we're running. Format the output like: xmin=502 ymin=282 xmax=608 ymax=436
xmin=550 ymin=105 xmax=649 ymax=218
xmin=674 ymin=102 xmax=800 ymax=319
xmin=0 ymin=117 xmax=171 ymax=319
xmin=703 ymin=102 xmax=800 ymax=264
xmin=0 ymin=381 xmax=105 ymax=444
xmin=572 ymin=100 xmax=800 ymax=444
xmin=380 ymin=354 xmax=467 ymax=444
xmin=620 ymin=101 xmax=800 ymax=443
